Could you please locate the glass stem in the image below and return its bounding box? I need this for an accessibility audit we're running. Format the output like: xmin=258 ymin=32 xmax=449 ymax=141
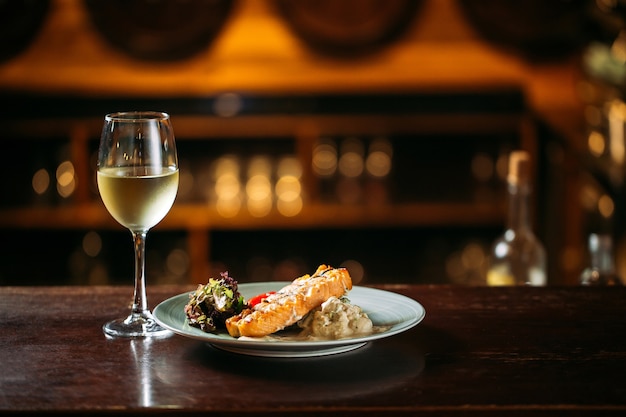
xmin=131 ymin=230 xmax=149 ymax=317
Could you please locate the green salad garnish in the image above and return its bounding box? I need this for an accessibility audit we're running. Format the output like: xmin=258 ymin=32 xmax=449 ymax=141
xmin=184 ymin=272 xmax=245 ymax=332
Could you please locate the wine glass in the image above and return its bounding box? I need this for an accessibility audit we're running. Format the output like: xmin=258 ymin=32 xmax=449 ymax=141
xmin=97 ymin=111 xmax=179 ymax=337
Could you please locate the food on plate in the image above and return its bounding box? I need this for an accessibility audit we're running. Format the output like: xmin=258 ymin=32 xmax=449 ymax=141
xmin=184 ymin=272 xmax=245 ymax=332
xmin=225 ymin=264 xmax=352 ymax=338
xmin=184 ymin=264 xmax=379 ymax=341
xmin=297 ymin=296 xmax=373 ymax=339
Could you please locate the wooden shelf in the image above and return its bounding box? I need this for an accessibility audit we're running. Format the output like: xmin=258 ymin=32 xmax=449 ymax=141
xmin=0 ymin=90 xmax=527 ymax=284
xmin=0 ymin=201 xmax=505 ymax=230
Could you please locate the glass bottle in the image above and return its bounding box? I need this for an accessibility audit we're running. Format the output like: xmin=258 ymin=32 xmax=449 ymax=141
xmin=486 ymin=150 xmax=547 ymax=286
xmin=580 ymin=234 xmax=622 ymax=286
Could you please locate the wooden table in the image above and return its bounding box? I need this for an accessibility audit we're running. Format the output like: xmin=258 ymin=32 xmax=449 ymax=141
xmin=1 ymin=284 xmax=625 ymax=416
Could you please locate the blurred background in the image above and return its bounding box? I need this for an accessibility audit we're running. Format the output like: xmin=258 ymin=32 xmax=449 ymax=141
xmin=0 ymin=0 xmax=624 ymax=286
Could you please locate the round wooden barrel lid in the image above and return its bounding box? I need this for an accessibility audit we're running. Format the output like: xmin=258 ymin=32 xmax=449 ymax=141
xmin=457 ymin=0 xmax=596 ymax=61
xmin=0 ymin=0 xmax=50 ymax=63
xmin=84 ymin=0 xmax=234 ymax=62
xmin=274 ymin=0 xmax=423 ymax=58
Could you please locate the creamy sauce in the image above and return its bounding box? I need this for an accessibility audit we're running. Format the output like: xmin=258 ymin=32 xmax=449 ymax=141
xmin=238 ymin=297 xmax=390 ymax=342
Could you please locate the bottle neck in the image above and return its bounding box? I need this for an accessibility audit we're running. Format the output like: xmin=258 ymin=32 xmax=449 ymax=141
xmin=506 ymin=183 xmax=532 ymax=233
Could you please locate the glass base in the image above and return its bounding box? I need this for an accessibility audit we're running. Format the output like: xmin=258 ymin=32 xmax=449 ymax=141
xmin=103 ymin=312 xmax=172 ymax=338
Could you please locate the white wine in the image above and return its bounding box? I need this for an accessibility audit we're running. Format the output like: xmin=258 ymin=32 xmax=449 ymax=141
xmin=98 ymin=167 xmax=179 ymax=231
xmin=97 ymin=111 xmax=179 ymax=337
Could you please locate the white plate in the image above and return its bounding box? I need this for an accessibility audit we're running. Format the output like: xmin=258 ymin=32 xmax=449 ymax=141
xmin=153 ymin=282 xmax=425 ymax=358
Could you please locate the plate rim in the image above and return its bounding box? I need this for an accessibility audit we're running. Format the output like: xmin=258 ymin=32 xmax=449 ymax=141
xmin=153 ymin=282 xmax=425 ymax=355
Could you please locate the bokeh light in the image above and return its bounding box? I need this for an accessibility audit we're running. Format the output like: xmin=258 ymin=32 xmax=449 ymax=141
xmin=32 ymin=168 xmax=50 ymax=195
xmin=338 ymin=137 xmax=364 ymax=178
xmin=82 ymin=231 xmax=102 ymax=257
xmin=588 ymin=131 xmax=606 ymax=157
xmin=365 ymin=137 xmax=393 ymax=178
xmin=312 ymin=138 xmax=337 ymax=177
xmin=471 ymin=152 xmax=494 ymax=181
xmin=56 ymin=160 xmax=76 ymax=198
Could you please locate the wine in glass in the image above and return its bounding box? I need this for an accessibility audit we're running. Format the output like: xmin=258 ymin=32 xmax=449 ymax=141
xmin=97 ymin=111 xmax=179 ymax=337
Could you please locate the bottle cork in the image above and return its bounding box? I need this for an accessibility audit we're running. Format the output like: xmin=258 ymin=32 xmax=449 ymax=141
xmin=507 ymin=150 xmax=530 ymax=186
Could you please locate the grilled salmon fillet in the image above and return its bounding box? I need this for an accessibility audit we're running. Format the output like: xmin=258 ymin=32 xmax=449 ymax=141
xmin=225 ymin=265 xmax=352 ymax=338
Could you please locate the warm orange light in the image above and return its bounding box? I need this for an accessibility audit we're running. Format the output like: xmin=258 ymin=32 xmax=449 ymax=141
xmin=56 ymin=160 xmax=76 ymax=198
xmin=32 ymin=168 xmax=50 ymax=195
xmin=587 ymin=131 xmax=605 ymax=157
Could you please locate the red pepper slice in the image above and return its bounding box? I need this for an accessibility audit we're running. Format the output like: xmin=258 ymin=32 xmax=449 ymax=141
xmin=247 ymin=291 xmax=276 ymax=307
